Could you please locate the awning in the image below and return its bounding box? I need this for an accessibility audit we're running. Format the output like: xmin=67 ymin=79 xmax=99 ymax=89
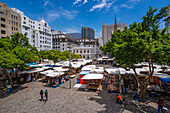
xmin=79 ymin=71 xmax=90 ymax=75
xmin=82 ymin=73 xmax=103 ymax=80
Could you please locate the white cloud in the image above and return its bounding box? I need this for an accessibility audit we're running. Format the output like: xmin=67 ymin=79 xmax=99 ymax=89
xmin=44 ymin=0 xmax=49 ymax=6
xmin=120 ymin=4 xmax=134 ymax=9
xmin=73 ymin=0 xmax=82 ymax=5
xmin=83 ymin=0 xmax=88 ymax=4
xmin=128 ymin=0 xmax=140 ymax=3
xmin=73 ymin=0 xmax=88 ymax=5
xmin=45 ymin=7 xmax=78 ymax=21
xmin=90 ymin=0 xmax=107 ymax=12
xmin=106 ymin=0 xmax=117 ymax=9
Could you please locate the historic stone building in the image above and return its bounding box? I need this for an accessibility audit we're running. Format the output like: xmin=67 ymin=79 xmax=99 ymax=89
xmin=0 ymin=2 xmax=21 ymax=38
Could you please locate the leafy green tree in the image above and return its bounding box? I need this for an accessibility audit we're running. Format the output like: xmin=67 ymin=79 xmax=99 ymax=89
xmin=48 ymin=49 xmax=61 ymax=64
xmin=0 ymin=33 xmax=39 ymax=84
xmin=100 ymin=6 xmax=170 ymax=101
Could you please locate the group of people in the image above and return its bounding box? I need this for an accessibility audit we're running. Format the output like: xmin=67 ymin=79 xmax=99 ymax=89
xmin=40 ymin=89 xmax=48 ymax=101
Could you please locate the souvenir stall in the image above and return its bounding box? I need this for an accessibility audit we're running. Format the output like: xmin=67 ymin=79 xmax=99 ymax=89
xmin=45 ymin=72 xmax=64 ymax=88
xmin=147 ymin=73 xmax=170 ymax=95
xmin=82 ymin=73 xmax=104 ymax=91
xmin=53 ymin=67 xmax=69 ymax=82
xmin=105 ymin=68 xmax=120 ymax=93
xmin=79 ymin=71 xmax=90 ymax=84
xmin=18 ymin=68 xmax=45 ymax=83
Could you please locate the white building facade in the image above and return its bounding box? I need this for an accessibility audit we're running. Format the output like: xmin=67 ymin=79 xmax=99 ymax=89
xmin=72 ymin=44 xmax=94 ymax=59
xmin=12 ymin=8 xmax=52 ymax=51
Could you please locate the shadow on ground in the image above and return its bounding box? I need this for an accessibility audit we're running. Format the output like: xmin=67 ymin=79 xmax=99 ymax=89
xmin=0 ymin=85 xmax=28 ymax=99
xmin=87 ymin=84 xmax=162 ymax=113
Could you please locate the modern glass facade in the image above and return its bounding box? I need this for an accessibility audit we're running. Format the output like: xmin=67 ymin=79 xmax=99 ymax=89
xmin=81 ymin=26 xmax=95 ymax=40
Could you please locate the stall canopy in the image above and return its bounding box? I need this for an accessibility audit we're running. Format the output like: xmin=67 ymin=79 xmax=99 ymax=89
xmin=82 ymin=74 xmax=104 ymax=80
xmin=45 ymin=72 xmax=64 ymax=77
xmin=105 ymin=68 xmax=120 ymax=74
xmin=153 ymin=73 xmax=170 ymax=85
xmin=40 ymin=70 xmax=54 ymax=75
xmin=79 ymin=71 xmax=90 ymax=75
xmin=27 ymin=63 xmax=36 ymax=66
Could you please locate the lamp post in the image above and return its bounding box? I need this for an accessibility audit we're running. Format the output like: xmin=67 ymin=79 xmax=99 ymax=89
xmin=69 ymin=41 xmax=72 ymax=89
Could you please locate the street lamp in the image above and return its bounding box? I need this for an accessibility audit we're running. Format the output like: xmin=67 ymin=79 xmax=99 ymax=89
xmin=68 ymin=41 xmax=72 ymax=89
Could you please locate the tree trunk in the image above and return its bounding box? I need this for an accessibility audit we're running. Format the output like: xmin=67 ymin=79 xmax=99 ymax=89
xmin=139 ymin=83 xmax=145 ymax=102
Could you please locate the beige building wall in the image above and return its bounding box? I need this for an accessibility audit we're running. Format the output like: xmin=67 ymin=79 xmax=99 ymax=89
xmin=0 ymin=2 xmax=21 ymax=38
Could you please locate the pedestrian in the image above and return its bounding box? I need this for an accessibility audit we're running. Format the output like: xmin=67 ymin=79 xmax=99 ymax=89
xmin=45 ymin=89 xmax=48 ymax=101
xmin=40 ymin=90 xmax=43 ymax=101
xmin=157 ymin=98 xmax=164 ymax=113
xmin=7 ymin=84 xmax=12 ymax=93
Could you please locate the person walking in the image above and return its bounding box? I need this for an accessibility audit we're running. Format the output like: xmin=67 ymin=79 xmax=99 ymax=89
xmin=40 ymin=90 xmax=44 ymax=101
xmin=157 ymin=98 xmax=164 ymax=113
xmin=7 ymin=84 xmax=12 ymax=94
xmin=45 ymin=89 xmax=48 ymax=101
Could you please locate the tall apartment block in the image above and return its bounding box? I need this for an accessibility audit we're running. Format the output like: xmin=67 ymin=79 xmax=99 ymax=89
xmin=102 ymin=14 xmax=127 ymax=45
xmin=81 ymin=26 xmax=95 ymax=40
xmin=12 ymin=8 xmax=52 ymax=51
xmin=0 ymin=2 xmax=21 ymax=38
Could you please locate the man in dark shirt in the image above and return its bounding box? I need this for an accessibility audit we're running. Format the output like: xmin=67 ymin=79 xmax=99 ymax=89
xmin=157 ymin=98 xmax=164 ymax=113
xmin=40 ymin=90 xmax=43 ymax=101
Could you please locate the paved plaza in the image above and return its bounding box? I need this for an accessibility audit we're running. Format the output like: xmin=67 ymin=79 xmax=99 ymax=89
xmin=0 ymin=75 xmax=170 ymax=113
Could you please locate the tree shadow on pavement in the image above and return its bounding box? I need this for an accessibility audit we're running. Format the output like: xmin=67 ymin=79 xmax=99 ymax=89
xmin=0 ymin=85 xmax=28 ymax=99
xmin=87 ymin=85 xmax=159 ymax=113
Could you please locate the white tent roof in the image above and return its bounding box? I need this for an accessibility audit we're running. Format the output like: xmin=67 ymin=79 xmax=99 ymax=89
xmin=46 ymin=72 xmax=64 ymax=77
xmin=153 ymin=73 xmax=170 ymax=78
xmin=82 ymin=73 xmax=104 ymax=80
xmin=18 ymin=68 xmax=44 ymax=74
xmin=105 ymin=68 xmax=120 ymax=74
xmin=40 ymin=70 xmax=54 ymax=74
xmin=90 ymin=69 xmax=104 ymax=74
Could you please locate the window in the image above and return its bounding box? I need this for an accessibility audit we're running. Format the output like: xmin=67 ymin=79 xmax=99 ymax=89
xmin=39 ymin=27 xmax=40 ymax=29
xmin=40 ymin=45 xmax=42 ymax=47
xmin=23 ymin=22 xmax=26 ymax=24
xmin=16 ymin=22 xmax=18 ymax=26
xmin=1 ymin=24 xmax=5 ymax=28
xmin=16 ymin=17 xmax=18 ymax=20
xmin=16 ymin=28 xmax=18 ymax=31
xmin=33 ymin=22 xmax=35 ymax=24
xmin=1 ymin=17 xmax=5 ymax=22
xmin=12 ymin=27 xmax=13 ymax=30
xmin=12 ymin=15 xmax=13 ymax=18
xmin=25 ymin=27 xmax=28 ymax=30
xmin=12 ymin=21 xmax=13 ymax=24
xmin=24 ymin=17 xmax=26 ymax=20
xmin=33 ymin=26 xmax=35 ymax=28
xmin=14 ymin=16 xmax=15 ymax=19
xmin=1 ymin=30 xmax=6 ymax=34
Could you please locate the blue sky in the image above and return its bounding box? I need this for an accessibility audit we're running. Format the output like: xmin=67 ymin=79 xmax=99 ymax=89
xmin=1 ymin=0 xmax=169 ymax=37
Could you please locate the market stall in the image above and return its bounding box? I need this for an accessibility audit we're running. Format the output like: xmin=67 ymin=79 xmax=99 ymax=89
xmin=82 ymin=73 xmax=104 ymax=91
xmin=45 ymin=72 xmax=64 ymax=88
xmin=79 ymin=71 xmax=90 ymax=84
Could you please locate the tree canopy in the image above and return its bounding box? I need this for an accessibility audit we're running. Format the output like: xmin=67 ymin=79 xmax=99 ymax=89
xmin=0 ymin=33 xmax=39 ymax=84
xmin=100 ymin=6 xmax=170 ymax=101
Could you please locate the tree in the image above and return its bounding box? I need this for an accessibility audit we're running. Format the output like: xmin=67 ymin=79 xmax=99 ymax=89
xmin=100 ymin=6 xmax=170 ymax=101
xmin=48 ymin=49 xmax=61 ymax=65
xmin=0 ymin=33 xmax=39 ymax=84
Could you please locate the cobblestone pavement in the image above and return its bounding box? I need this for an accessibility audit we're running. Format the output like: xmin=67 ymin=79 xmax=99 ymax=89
xmin=0 ymin=77 xmax=134 ymax=113
xmin=0 ymin=65 xmax=169 ymax=113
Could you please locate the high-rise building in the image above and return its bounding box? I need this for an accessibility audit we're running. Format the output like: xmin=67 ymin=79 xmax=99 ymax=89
xmin=102 ymin=14 xmax=127 ymax=45
xmin=12 ymin=8 xmax=52 ymax=51
xmin=81 ymin=26 xmax=95 ymax=40
xmin=164 ymin=5 xmax=170 ymax=33
xmin=0 ymin=2 xmax=21 ymax=38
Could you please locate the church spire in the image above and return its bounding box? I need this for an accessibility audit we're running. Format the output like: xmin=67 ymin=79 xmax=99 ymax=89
xmin=114 ymin=13 xmax=117 ymax=33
